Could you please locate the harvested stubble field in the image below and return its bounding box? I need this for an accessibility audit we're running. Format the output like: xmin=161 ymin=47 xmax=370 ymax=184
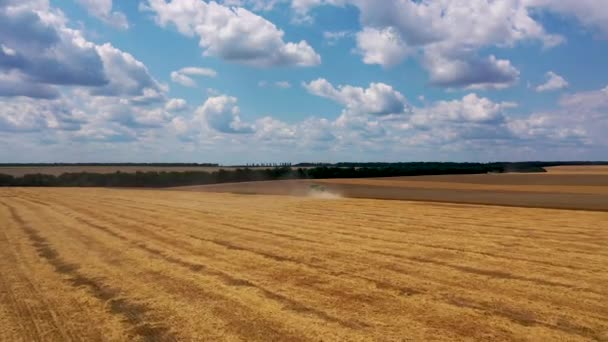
xmin=176 ymin=171 xmax=608 ymax=211
xmin=1 ymin=187 xmax=607 ymax=341
xmin=545 ymin=166 xmax=608 ymax=175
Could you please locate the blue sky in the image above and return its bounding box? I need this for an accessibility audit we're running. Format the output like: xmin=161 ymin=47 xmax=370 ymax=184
xmin=1 ymin=0 xmax=607 ymax=163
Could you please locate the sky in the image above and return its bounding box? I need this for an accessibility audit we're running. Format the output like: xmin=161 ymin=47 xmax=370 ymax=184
xmin=1 ymin=0 xmax=607 ymax=164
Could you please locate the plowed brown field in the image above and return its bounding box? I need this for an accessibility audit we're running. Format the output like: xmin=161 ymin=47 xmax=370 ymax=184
xmin=175 ymin=171 xmax=608 ymax=211
xmin=1 ymin=188 xmax=607 ymax=341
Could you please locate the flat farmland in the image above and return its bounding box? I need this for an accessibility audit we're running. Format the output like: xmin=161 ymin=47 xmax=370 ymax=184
xmin=1 ymin=188 xmax=607 ymax=341
xmin=176 ymin=171 xmax=608 ymax=211
xmin=545 ymin=165 xmax=608 ymax=175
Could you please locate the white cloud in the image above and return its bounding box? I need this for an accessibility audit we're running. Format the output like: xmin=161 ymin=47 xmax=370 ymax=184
xmin=356 ymin=27 xmax=411 ymax=68
xmin=170 ymin=67 xmax=217 ymax=87
xmin=0 ymin=0 xmax=164 ymax=100
xmin=220 ymin=0 xmax=285 ymax=12
xmin=254 ymin=116 xmax=296 ymax=140
xmin=507 ymin=113 xmax=586 ymax=143
xmin=70 ymin=90 xmax=173 ymax=130
xmin=258 ymin=80 xmax=291 ymax=88
xmin=165 ymin=98 xmax=188 ymax=112
xmin=76 ymin=0 xmax=128 ymax=29
xmin=144 ymin=0 xmax=321 ymax=67
xmin=0 ymin=44 xmax=16 ymax=56
xmin=0 ymin=70 xmax=59 ymax=99
xmin=506 ymin=86 xmax=608 ymax=149
xmin=303 ymin=78 xmax=407 ymax=115
xmin=275 ymin=81 xmax=291 ymax=88
xmin=93 ymin=43 xmax=165 ymax=98
xmin=291 ymin=0 xmax=346 ymax=22
xmin=196 ymin=95 xmax=255 ymax=133
xmin=536 ymin=71 xmax=569 ymax=92
xmin=323 ymin=30 xmax=351 ymax=45
xmin=2 ymin=0 xmax=607 ymax=161
xmin=558 ymin=86 xmax=608 ymax=112
xmin=529 ymin=0 xmax=608 ymax=38
xmin=0 ymin=0 xmax=176 ymax=145
xmin=0 ymin=97 xmax=69 ymax=132
xmin=424 ymin=52 xmax=520 ymax=89
xmin=247 ymin=90 xmax=522 ymax=155
xmin=411 ymin=94 xmax=517 ymax=127
xmin=294 ymin=0 xmax=565 ymax=89
xmin=0 ymin=2 xmax=108 ymax=90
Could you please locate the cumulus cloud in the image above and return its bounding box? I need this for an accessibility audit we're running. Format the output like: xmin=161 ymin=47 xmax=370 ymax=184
xmin=165 ymin=98 xmax=188 ymax=111
xmin=0 ymin=70 xmax=59 ymax=99
xmin=356 ymin=27 xmax=411 ymax=68
xmin=0 ymin=95 xmax=88 ymax=132
xmin=529 ymin=0 xmax=608 ymax=38
xmin=558 ymin=86 xmax=608 ymax=112
xmin=92 ymin=43 xmax=165 ymax=98
xmin=166 ymin=86 xmax=600 ymax=160
xmin=303 ymin=78 xmax=407 ymax=115
xmin=293 ymin=0 xmax=566 ymax=89
xmin=411 ymin=94 xmax=517 ymax=127
xmin=0 ymin=0 xmax=163 ymax=100
xmin=254 ymin=116 xmax=296 ymax=140
xmin=507 ymin=113 xmax=587 ymax=144
xmin=225 ymin=89 xmax=522 ymax=156
xmin=144 ymin=0 xmax=321 ymax=67
xmin=0 ymin=0 xmax=175 ymax=146
xmin=425 ymin=52 xmax=520 ymax=89
xmin=170 ymin=67 xmax=217 ymax=87
xmin=76 ymin=0 xmax=129 ymax=29
xmin=0 ymin=2 xmax=108 ymax=90
xmin=536 ymin=71 xmax=569 ymax=92
xmin=506 ymin=86 xmax=608 ymax=150
xmin=2 ymin=0 xmax=606 ymax=160
xmin=65 ymin=90 xmax=174 ymax=130
xmin=196 ymin=95 xmax=255 ymax=133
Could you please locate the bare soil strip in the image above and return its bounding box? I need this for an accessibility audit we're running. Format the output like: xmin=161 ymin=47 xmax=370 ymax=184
xmin=1 ymin=187 xmax=607 ymax=341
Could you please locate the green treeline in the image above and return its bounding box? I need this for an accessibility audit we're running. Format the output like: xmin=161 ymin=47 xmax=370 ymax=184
xmin=0 ymin=163 xmax=219 ymax=167
xmin=0 ymin=162 xmax=551 ymax=187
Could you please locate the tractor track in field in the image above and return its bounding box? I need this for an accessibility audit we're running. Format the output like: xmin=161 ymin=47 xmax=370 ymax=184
xmin=2 ymin=201 xmax=176 ymax=342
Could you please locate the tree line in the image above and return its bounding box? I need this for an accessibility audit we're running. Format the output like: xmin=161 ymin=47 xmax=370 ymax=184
xmin=0 ymin=162 xmax=554 ymax=187
xmin=0 ymin=163 xmax=219 ymax=167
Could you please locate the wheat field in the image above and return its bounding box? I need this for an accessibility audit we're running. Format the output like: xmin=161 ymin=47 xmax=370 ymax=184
xmin=1 ymin=187 xmax=607 ymax=341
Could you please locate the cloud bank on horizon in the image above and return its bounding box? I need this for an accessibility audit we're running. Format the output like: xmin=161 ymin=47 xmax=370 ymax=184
xmin=0 ymin=0 xmax=607 ymax=163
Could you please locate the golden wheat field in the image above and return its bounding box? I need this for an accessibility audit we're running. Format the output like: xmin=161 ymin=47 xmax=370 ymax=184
xmin=1 ymin=187 xmax=607 ymax=341
xmin=545 ymin=166 xmax=608 ymax=175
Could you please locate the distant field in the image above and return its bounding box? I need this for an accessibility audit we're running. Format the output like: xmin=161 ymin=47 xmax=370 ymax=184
xmin=174 ymin=170 xmax=608 ymax=211
xmin=1 ymin=188 xmax=607 ymax=341
xmin=545 ymin=165 xmax=608 ymax=174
